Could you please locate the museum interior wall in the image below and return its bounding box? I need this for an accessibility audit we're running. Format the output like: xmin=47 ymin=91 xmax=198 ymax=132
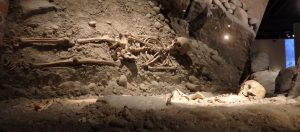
xmin=252 ymin=39 xmax=286 ymax=71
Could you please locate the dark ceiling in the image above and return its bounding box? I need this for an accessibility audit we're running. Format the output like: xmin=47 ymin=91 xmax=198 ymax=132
xmin=256 ymin=0 xmax=300 ymax=39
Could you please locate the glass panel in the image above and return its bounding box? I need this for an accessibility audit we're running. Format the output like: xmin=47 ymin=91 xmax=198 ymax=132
xmin=285 ymin=39 xmax=296 ymax=68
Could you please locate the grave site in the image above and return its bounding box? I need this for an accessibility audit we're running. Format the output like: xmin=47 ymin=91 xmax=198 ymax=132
xmin=1 ymin=0 xmax=300 ymax=131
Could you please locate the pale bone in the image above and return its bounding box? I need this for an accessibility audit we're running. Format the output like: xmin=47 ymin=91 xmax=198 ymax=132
xmin=17 ymin=35 xmax=191 ymax=71
xmin=34 ymin=100 xmax=54 ymax=112
xmin=148 ymin=66 xmax=177 ymax=71
xmin=20 ymin=37 xmax=75 ymax=47
xmin=238 ymin=80 xmax=266 ymax=100
xmin=144 ymin=54 xmax=161 ymax=66
xmin=32 ymin=57 xmax=121 ymax=68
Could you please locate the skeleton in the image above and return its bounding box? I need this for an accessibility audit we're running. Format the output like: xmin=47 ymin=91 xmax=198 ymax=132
xmin=238 ymin=80 xmax=266 ymax=100
xmin=3 ymin=58 xmax=30 ymax=71
xmin=18 ymin=34 xmax=191 ymax=71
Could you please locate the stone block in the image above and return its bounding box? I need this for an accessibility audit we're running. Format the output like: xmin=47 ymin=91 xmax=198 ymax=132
xmin=251 ymin=52 xmax=270 ymax=72
xmin=251 ymin=70 xmax=278 ymax=96
xmin=20 ymin=0 xmax=58 ymax=18
xmin=275 ymin=67 xmax=296 ymax=94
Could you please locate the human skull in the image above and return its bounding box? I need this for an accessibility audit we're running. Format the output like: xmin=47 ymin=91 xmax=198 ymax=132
xmin=173 ymin=37 xmax=191 ymax=55
xmin=238 ymin=80 xmax=266 ymax=100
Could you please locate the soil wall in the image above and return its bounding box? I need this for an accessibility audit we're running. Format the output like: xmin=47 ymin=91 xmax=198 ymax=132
xmin=0 ymin=0 xmax=8 ymax=47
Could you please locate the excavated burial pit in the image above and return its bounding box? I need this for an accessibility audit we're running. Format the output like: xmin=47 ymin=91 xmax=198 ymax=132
xmin=1 ymin=0 xmax=300 ymax=131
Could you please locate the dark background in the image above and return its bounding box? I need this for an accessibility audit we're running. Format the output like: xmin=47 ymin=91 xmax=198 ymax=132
xmin=257 ymin=0 xmax=300 ymax=39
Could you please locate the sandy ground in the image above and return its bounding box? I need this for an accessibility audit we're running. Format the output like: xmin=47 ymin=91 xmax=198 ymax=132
xmin=1 ymin=95 xmax=300 ymax=132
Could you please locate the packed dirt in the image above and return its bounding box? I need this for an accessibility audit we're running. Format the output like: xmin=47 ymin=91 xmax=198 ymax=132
xmin=0 ymin=0 xmax=238 ymax=100
xmin=1 ymin=96 xmax=300 ymax=132
xmin=1 ymin=0 xmax=300 ymax=131
xmin=1 ymin=0 xmax=185 ymax=99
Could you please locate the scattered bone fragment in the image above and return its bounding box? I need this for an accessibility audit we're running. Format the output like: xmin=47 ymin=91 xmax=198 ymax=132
xmin=166 ymin=90 xmax=216 ymax=105
xmin=33 ymin=100 xmax=54 ymax=112
xmin=166 ymin=89 xmax=190 ymax=105
xmin=188 ymin=92 xmax=215 ymax=100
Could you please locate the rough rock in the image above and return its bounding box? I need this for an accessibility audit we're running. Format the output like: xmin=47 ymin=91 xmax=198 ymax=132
xmin=148 ymin=1 xmax=155 ymax=7
xmin=157 ymin=14 xmax=165 ymax=21
xmin=251 ymin=71 xmax=279 ymax=96
xmin=153 ymin=6 xmax=160 ymax=13
xmin=229 ymin=3 xmax=237 ymax=10
xmin=230 ymin=0 xmax=242 ymax=7
xmin=251 ymin=52 xmax=270 ymax=72
xmin=156 ymin=0 xmax=256 ymax=87
xmin=239 ymin=80 xmax=266 ymax=100
xmin=163 ymin=25 xmax=171 ymax=31
xmin=109 ymin=118 xmax=128 ymax=128
xmin=234 ymin=7 xmax=248 ymax=25
xmin=223 ymin=2 xmax=231 ymax=9
xmin=20 ymin=0 xmax=58 ymax=18
xmin=187 ymin=5 xmax=255 ymax=73
xmin=117 ymin=75 xmax=128 ymax=87
xmin=211 ymin=54 xmax=224 ymax=65
xmin=156 ymin=0 xmax=190 ymax=17
xmin=139 ymin=83 xmax=149 ymax=91
xmin=188 ymin=75 xmax=199 ymax=84
xmin=154 ymin=21 xmax=163 ymax=28
xmin=144 ymin=120 xmax=154 ymax=130
xmin=165 ymin=19 xmax=170 ymax=23
xmin=187 ymin=39 xmax=241 ymax=87
xmin=146 ymin=13 xmax=152 ymax=18
xmin=184 ymin=0 xmax=212 ymax=22
xmin=241 ymin=1 xmax=246 ymax=9
xmin=207 ymin=0 xmax=213 ymax=4
xmin=220 ymin=0 xmax=228 ymax=2
xmin=227 ymin=9 xmax=233 ymax=14
xmin=289 ymin=61 xmax=300 ymax=97
xmin=213 ymin=0 xmax=222 ymax=5
xmin=88 ymin=21 xmax=96 ymax=27
xmin=87 ymin=83 xmax=97 ymax=89
xmin=249 ymin=17 xmax=259 ymax=25
xmin=106 ymin=21 xmax=112 ymax=25
xmin=213 ymin=0 xmax=226 ymax=11
xmin=186 ymin=82 xmax=202 ymax=92
xmin=275 ymin=67 xmax=297 ymax=94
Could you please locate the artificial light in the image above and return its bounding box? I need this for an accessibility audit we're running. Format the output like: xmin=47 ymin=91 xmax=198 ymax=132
xmin=224 ymin=34 xmax=230 ymax=40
